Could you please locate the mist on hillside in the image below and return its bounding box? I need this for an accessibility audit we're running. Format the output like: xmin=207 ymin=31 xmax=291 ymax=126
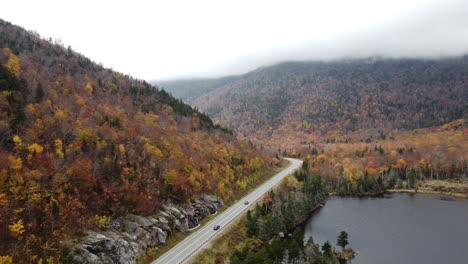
xmin=158 ymin=0 xmax=468 ymax=80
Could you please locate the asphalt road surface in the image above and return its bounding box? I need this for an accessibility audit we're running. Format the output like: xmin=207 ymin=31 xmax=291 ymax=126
xmin=152 ymin=158 xmax=303 ymax=264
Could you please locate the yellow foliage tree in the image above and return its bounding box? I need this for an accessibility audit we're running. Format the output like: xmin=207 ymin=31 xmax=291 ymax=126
xmin=1 ymin=90 xmax=12 ymax=97
xmin=12 ymin=135 xmax=22 ymax=147
xmin=95 ymin=215 xmax=111 ymax=229
xmin=0 ymin=256 xmax=13 ymax=264
xmin=236 ymin=179 xmax=248 ymax=191
xmin=9 ymin=219 xmax=25 ymax=239
xmin=55 ymin=139 xmax=64 ymax=158
xmin=217 ymin=182 xmax=226 ymax=199
xmin=85 ymin=81 xmax=94 ymax=95
xmin=9 ymin=156 xmax=22 ymax=171
xmin=118 ymin=144 xmax=125 ymax=155
xmin=4 ymin=49 xmax=21 ymax=78
xmin=164 ymin=169 xmax=178 ymax=186
xmin=344 ymin=168 xmax=355 ymax=182
xmin=55 ymin=109 xmax=66 ymax=120
xmin=27 ymin=143 xmax=44 ymax=161
xmin=144 ymin=142 xmax=163 ymax=160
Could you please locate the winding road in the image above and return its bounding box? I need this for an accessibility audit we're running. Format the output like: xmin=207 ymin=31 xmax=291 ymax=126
xmin=152 ymin=158 xmax=303 ymax=264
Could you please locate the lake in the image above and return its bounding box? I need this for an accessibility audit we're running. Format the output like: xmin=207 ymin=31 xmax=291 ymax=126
xmin=303 ymin=193 xmax=468 ymax=264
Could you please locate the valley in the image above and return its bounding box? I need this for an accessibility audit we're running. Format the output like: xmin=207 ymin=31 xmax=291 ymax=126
xmin=159 ymin=59 xmax=467 ymax=264
xmin=0 ymin=2 xmax=467 ymax=263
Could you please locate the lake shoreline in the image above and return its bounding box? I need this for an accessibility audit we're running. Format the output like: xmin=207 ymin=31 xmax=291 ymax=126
xmin=387 ymin=188 xmax=468 ymax=199
xmin=389 ymin=179 xmax=468 ymax=199
xmin=329 ymin=189 xmax=468 ymax=199
xmin=329 ymin=179 xmax=468 ymax=199
xmin=304 ymin=192 xmax=468 ymax=264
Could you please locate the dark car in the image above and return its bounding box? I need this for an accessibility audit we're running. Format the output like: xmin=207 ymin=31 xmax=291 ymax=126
xmin=244 ymin=201 xmax=249 ymax=205
xmin=213 ymin=225 xmax=220 ymax=231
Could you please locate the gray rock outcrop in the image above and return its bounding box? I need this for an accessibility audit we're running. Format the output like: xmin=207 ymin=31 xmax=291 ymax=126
xmin=67 ymin=195 xmax=224 ymax=264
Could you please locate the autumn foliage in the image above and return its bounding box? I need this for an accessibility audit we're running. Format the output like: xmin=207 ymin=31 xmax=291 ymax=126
xmin=298 ymin=120 xmax=467 ymax=189
xmin=0 ymin=19 xmax=270 ymax=263
xmin=166 ymin=60 xmax=467 ymax=149
xmin=163 ymin=57 xmax=467 ymax=191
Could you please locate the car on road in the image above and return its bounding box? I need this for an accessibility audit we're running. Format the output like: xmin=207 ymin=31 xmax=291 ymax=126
xmin=213 ymin=225 xmax=220 ymax=231
xmin=244 ymin=201 xmax=249 ymax=205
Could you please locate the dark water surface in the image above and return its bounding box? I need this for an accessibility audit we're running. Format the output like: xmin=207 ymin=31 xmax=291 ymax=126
xmin=303 ymin=193 xmax=468 ymax=264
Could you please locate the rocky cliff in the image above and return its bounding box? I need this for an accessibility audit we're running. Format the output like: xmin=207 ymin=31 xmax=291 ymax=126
xmin=66 ymin=195 xmax=224 ymax=263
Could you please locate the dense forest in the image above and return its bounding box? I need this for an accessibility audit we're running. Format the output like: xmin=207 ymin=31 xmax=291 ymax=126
xmin=296 ymin=120 xmax=467 ymax=191
xmin=163 ymin=59 xmax=467 ymax=149
xmin=0 ymin=19 xmax=271 ymax=263
xmin=228 ymin=167 xmax=357 ymax=264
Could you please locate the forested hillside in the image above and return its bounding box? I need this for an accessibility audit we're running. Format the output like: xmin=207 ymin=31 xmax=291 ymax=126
xmin=0 ymin=19 xmax=270 ymax=263
xmin=298 ymin=119 xmax=467 ymax=188
xmin=163 ymin=59 xmax=467 ymax=149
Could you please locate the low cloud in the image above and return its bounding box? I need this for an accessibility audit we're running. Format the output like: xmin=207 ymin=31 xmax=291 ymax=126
xmin=197 ymin=0 xmax=468 ymax=78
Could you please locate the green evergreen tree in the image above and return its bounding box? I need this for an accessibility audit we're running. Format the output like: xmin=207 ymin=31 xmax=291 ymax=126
xmin=322 ymin=241 xmax=332 ymax=257
xmin=288 ymin=239 xmax=300 ymax=259
xmin=246 ymin=210 xmax=258 ymax=237
xmin=337 ymin=231 xmax=349 ymax=250
xmin=266 ymin=238 xmax=283 ymax=262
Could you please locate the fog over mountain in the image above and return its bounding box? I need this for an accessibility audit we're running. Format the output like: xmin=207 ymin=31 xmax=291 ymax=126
xmin=1 ymin=0 xmax=468 ymax=80
xmin=158 ymin=0 xmax=468 ymax=79
xmin=197 ymin=0 xmax=468 ymax=79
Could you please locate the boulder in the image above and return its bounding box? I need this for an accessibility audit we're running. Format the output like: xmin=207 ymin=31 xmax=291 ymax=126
xmin=146 ymin=216 xmax=159 ymax=225
xmin=152 ymin=227 xmax=167 ymax=244
xmin=127 ymin=215 xmax=153 ymax=228
xmin=67 ymin=194 xmax=224 ymax=263
xmin=69 ymin=231 xmax=136 ymax=264
xmin=174 ymin=218 xmax=188 ymax=232
xmin=121 ymin=219 xmax=140 ymax=234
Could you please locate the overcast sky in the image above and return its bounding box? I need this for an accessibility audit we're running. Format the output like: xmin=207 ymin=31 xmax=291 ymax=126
xmin=1 ymin=0 xmax=468 ymax=80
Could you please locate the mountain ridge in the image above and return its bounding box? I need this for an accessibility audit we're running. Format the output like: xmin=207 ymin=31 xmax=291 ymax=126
xmin=161 ymin=57 xmax=468 ymax=148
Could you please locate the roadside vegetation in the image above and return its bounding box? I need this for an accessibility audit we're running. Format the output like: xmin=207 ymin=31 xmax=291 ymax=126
xmin=190 ymin=215 xmax=247 ymax=264
xmin=193 ymin=164 xmax=357 ymax=264
xmin=140 ymin=160 xmax=289 ymax=263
